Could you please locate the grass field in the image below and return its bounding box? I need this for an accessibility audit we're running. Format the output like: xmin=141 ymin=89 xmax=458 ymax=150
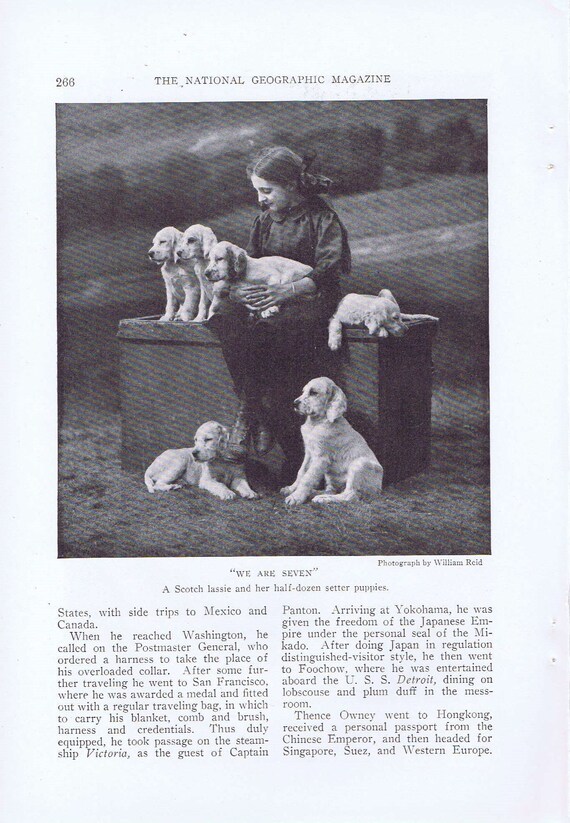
xmin=58 ymin=174 xmax=489 ymax=557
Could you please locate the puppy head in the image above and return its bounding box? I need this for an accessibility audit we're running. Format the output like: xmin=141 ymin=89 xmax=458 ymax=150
xmin=175 ymin=224 xmax=217 ymax=263
xmin=376 ymin=289 xmax=406 ymax=337
xmin=148 ymin=227 xmax=182 ymax=264
xmin=383 ymin=311 xmax=406 ymax=337
xmin=204 ymin=241 xmax=247 ymax=282
xmin=294 ymin=377 xmax=348 ymax=423
xmin=191 ymin=421 xmax=229 ymax=462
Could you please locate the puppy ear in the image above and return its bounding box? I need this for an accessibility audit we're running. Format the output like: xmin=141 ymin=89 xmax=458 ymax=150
xmin=169 ymin=229 xmax=180 ymax=261
xmin=235 ymin=251 xmax=247 ymax=275
xmin=326 ymin=383 xmax=348 ymax=423
xmin=217 ymin=425 xmax=230 ymax=452
xmin=226 ymin=248 xmax=237 ymax=280
xmin=379 ymin=288 xmax=399 ymax=307
xmin=200 ymin=226 xmax=217 ymax=258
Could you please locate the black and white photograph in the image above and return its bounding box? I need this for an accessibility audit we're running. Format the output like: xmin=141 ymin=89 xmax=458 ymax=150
xmin=3 ymin=2 xmax=568 ymax=822
xmin=57 ymin=100 xmax=489 ymax=558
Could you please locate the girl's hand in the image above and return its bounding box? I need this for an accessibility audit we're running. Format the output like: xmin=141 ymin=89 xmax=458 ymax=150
xmin=230 ymin=283 xmax=293 ymax=312
xmin=230 ymin=277 xmax=316 ymax=311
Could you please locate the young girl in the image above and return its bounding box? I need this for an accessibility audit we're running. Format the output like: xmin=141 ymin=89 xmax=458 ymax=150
xmin=209 ymin=146 xmax=351 ymax=483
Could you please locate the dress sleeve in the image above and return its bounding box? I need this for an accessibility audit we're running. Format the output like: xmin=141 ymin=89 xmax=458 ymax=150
xmin=307 ymin=210 xmax=350 ymax=290
xmin=246 ymin=214 xmax=263 ymax=258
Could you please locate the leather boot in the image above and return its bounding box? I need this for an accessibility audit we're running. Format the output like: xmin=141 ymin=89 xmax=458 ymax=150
xmin=226 ymin=400 xmax=250 ymax=462
xmin=251 ymin=420 xmax=275 ymax=456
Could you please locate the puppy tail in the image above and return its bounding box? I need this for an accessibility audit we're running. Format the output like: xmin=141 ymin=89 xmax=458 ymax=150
xmin=400 ymin=313 xmax=438 ymax=324
xmin=144 ymin=470 xmax=156 ymax=494
xmin=374 ymin=463 xmax=384 ymax=494
xmin=328 ymin=316 xmax=343 ymax=350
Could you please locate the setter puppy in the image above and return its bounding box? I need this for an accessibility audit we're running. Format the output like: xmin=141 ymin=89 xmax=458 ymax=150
xmin=328 ymin=288 xmax=437 ymax=350
xmin=328 ymin=288 xmax=407 ymax=350
xmin=148 ymin=226 xmax=201 ymax=322
xmin=144 ymin=421 xmax=258 ymax=500
xmin=148 ymin=224 xmax=218 ymax=322
xmin=281 ymin=377 xmax=383 ymax=506
xmin=203 ymin=240 xmax=312 ymax=317
xmin=174 ymin=224 xmax=220 ymax=321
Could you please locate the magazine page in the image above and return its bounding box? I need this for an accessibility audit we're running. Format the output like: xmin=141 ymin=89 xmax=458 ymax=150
xmin=1 ymin=1 xmax=567 ymax=821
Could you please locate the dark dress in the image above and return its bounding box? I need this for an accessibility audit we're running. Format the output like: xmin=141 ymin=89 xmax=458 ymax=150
xmin=209 ymin=195 xmax=351 ymax=475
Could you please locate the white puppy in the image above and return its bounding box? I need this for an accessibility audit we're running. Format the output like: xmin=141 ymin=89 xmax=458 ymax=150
xmin=148 ymin=226 xmax=203 ymax=322
xmin=144 ymin=421 xmax=259 ymax=500
xmin=328 ymin=288 xmax=407 ymax=350
xmin=204 ymin=240 xmax=312 ymax=318
xmin=281 ymin=377 xmax=384 ymax=506
xmin=174 ymin=224 xmax=220 ymax=321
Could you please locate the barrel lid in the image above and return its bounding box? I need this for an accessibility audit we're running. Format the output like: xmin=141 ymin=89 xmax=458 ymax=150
xmin=344 ymin=315 xmax=439 ymax=341
xmin=117 ymin=314 xmax=439 ymax=343
xmin=117 ymin=316 xmax=221 ymax=343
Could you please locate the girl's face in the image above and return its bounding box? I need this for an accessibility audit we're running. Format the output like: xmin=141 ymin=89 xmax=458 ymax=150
xmin=250 ymin=174 xmax=299 ymax=213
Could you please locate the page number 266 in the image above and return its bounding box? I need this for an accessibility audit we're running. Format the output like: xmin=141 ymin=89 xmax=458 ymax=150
xmin=56 ymin=77 xmax=75 ymax=87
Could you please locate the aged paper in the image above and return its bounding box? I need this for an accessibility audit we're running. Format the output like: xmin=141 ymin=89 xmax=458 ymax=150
xmin=1 ymin=1 xmax=568 ymax=821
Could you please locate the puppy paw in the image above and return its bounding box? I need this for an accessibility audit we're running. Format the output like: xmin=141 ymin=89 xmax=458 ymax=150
xmin=377 ymin=328 xmax=389 ymax=338
xmin=216 ymin=488 xmax=237 ymax=501
xmin=312 ymin=493 xmax=337 ymax=503
xmin=313 ymin=491 xmax=356 ymax=503
xmin=280 ymin=485 xmax=295 ymax=496
xmin=240 ymin=489 xmax=260 ymax=499
xmin=284 ymin=492 xmax=306 ymax=508
xmin=177 ymin=312 xmax=194 ymax=323
xmin=159 ymin=314 xmax=175 ymax=322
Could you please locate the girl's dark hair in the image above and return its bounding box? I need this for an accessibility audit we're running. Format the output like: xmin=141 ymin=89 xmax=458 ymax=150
xmin=246 ymin=146 xmax=332 ymax=195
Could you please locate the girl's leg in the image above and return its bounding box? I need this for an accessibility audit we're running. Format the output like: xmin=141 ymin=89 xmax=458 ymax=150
xmin=250 ymin=301 xmax=337 ymax=482
xmin=208 ymin=300 xmax=338 ymax=470
xmin=208 ymin=305 xmax=255 ymax=459
xmin=208 ymin=305 xmax=276 ymax=459
xmin=207 ymin=303 xmax=251 ymax=397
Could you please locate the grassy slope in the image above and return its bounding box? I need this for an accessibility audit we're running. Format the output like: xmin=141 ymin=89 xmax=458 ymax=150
xmin=58 ymin=174 xmax=489 ymax=557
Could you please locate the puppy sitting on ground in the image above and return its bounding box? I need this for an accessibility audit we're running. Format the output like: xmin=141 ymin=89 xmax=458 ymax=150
xmin=328 ymin=288 xmax=407 ymax=350
xmin=148 ymin=225 xmax=209 ymax=323
xmin=281 ymin=376 xmax=384 ymax=506
xmin=204 ymin=240 xmax=312 ymax=318
xmin=144 ymin=421 xmax=259 ymax=500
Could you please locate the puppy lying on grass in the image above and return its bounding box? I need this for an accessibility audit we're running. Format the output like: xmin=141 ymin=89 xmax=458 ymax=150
xmin=144 ymin=421 xmax=259 ymax=500
xmin=204 ymin=240 xmax=312 ymax=318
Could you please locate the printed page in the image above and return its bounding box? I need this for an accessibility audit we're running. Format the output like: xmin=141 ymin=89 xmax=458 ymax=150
xmin=1 ymin=1 xmax=567 ymax=822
